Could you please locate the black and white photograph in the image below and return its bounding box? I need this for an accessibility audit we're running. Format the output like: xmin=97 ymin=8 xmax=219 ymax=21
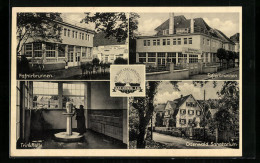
xmin=16 ymin=12 xmax=128 ymax=80
xmin=129 ymin=81 xmax=239 ymax=149
xmin=15 ymin=81 xmax=128 ymax=149
xmin=129 ymin=12 xmax=240 ymax=80
xmin=11 ymin=7 xmax=243 ymax=157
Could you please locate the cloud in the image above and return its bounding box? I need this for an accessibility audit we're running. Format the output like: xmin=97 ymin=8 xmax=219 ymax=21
xmin=203 ymin=17 xmax=238 ymax=37
xmin=138 ymin=18 xmax=163 ymax=36
xmin=155 ymin=91 xmax=181 ymax=104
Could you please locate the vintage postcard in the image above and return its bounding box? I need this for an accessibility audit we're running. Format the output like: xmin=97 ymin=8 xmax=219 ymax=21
xmin=10 ymin=7 xmax=242 ymax=157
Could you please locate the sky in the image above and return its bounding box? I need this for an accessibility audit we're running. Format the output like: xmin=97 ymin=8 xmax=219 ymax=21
xmin=137 ymin=13 xmax=240 ymax=37
xmin=61 ymin=13 xmax=95 ymax=30
xmin=154 ymin=81 xmax=225 ymax=104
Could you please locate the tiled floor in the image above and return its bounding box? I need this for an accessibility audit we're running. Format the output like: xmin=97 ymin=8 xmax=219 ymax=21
xmin=18 ymin=129 xmax=127 ymax=149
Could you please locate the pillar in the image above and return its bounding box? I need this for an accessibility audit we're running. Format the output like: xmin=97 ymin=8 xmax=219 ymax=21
xmin=55 ymin=43 xmax=58 ymax=62
xmin=58 ymin=82 xmax=63 ymax=109
xmin=42 ymin=43 xmax=46 ymax=64
xmin=155 ymin=52 xmax=158 ymax=67
xmin=136 ymin=53 xmax=139 ymax=63
xmin=66 ymin=116 xmax=72 ymax=135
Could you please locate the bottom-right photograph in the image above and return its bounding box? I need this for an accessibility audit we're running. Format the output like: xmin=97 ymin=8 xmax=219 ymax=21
xmin=129 ymin=81 xmax=240 ymax=149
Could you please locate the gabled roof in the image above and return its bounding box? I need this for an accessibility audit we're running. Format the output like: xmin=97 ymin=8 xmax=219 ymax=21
xmin=154 ymin=104 xmax=166 ymax=112
xmin=166 ymin=101 xmax=177 ymax=109
xmin=154 ymin=15 xmax=187 ymax=31
xmin=172 ymin=94 xmax=191 ymax=116
xmin=230 ymin=33 xmax=239 ymax=42
xmin=93 ymin=32 xmax=126 ymax=47
xmin=213 ymin=29 xmax=235 ymax=44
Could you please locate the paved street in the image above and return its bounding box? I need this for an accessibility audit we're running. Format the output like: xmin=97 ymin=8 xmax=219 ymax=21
xmin=190 ymin=67 xmax=239 ymax=80
xmin=153 ymin=132 xmax=229 ymax=149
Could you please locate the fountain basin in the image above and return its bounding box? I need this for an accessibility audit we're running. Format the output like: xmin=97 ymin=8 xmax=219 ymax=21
xmin=54 ymin=132 xmax=84 ymax=142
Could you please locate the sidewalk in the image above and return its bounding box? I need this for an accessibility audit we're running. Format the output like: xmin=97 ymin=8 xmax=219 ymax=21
xmin=190 ymin=67 xmax=239 ymax=80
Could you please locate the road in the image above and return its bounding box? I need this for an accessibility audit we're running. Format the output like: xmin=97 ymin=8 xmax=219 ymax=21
xmin=153 ymin=132 xmax=230 ymax=149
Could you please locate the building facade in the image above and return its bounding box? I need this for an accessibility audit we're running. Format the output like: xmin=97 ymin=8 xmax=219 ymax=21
xmin=154 ymin=94 xmax=203 ymax=128
xmin=20 ymin=19 xmax=95 ymax=70
xmin=93 ymin=44 xmax=128 ymax=63
xmin=136 ymin=13 xmax=235 ymax=67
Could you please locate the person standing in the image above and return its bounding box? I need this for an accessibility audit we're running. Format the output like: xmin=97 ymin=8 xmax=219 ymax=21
xmin=75 ymin=105 xmax=86 ymax=135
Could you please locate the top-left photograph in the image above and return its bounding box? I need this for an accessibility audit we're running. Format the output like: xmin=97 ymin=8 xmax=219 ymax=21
xmin=15 ymin=12 xmax=129 ymax=80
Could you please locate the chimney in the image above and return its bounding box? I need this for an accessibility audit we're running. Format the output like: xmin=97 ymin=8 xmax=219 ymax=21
xmin=190 ymin=18 xmax=194 ymax=33
xmin=180 ymin=95 xmax=183 ymax=98
xmin=169 ymin=13 xmax=174 ymax=35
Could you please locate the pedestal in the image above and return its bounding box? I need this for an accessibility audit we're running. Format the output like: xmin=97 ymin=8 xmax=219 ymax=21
xmin=54 ymin=112 xmax=84 ymax=142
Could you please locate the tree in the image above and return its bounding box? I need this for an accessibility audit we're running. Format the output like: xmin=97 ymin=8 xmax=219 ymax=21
xmin=16 ymin=13 xmax=63 ymax=54
xmin=82 ymin=13 xmax=128 ymax=42
xmin=131 ymin=81 xmax=160 ymax=148
xmin=216 ymin=48 xmax=226 ymax=68
xmin=129 ymin=13 xmax=140 ymax=64
xmin=114 ymin=57 xmax=127 ymax=64
xmin=130 ymin=81 xmax=179 ymax=148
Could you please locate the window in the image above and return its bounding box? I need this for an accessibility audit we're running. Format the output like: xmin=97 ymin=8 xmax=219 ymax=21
xmin=168 ymin=52 xmax=176 ymax=57
xmin=147 ymin=40 xmax=150 ymax=46
xmin=86 ymin=33 xmax=88 ymax=40
xmin=82 ymin=47 xmax=86 ymax=57
xmin=180 ymin=119 xmax=186 ymax=124
xmin=189 ymin=38 xmax=192 ymax=44
xmin=62 ymin=83 xmax=85 ymax=109
xmin=188 ymin=119 xmax=193 ymax=124
xmin=139 ymin=53 xmax=146 ymax=57
xmin=189 ymin=54 xmax=198 ymax=63
xmin=207 ymin=39 xmax=210 ymax=46
xmin=139 ymin=58 xmax=146 ymax=63
xmin=58 ymin=44 xmax=65 ymax=57
xmin=203 ymin=38 xmax=205 ymax=45
xmin=75 ymin=32 xmax=78 ymax=39
xmin=148 ymin=53 xmax=156 ymax=57
xmin=68 ymin=29 xmax=70 ymax=37
xmin=173 ymin=38 xmax=177 ymax=45
xmin=148 ymin=58 xmax=156 ymax=62
xmin=138 ymin=53 xmax=146 ymax=63
xmin=153 ymin=40 xmax=156 ymax=46
xmin=157 ymin=39 xmax=160 ymax=46
xmin=163 ymin=29 xmax=168 ymax=35
xmin=167 ymin=39 xmax=170 ymax=45
xmin=87 ymin=34 xmax=90 ymax=41
xmin=33 ymin=43 xmax=42 ymax=57
xmin=64 ymin=28 xmax=67 ymax=36
xmin=184 ymin=38 xmax=187 ymax=44
xmin=188 ymin=110 xmax=194 ymax=115
xmin=148 ymin=52 xmax=156 ymax=63
xmin=143 ymin=40 xmax=147 ymax=46
xmin=163 ymin=39 xmax=166 ymax=46
xmin=180 ymin=109 xmax=186 ymax=114
xmin=33 ymin=82 xmax=59 ymax=109
xmin=46 ymin=43 xmax=56 ymax=57
xmin=72 ymin=31 xmax=75 ymax=38
xmin=79 ymin=33 xmax=82 ymax=40
xmin=177 ymin=38 xmax=181 ymax=45
xmin=196 ymin=110 xmax=201 ymax=116
xmin=157 ymin=52 xmax=165 ymax=57
xmin=25 ymin=44 xmax=33 ymax=57
xmin=82 ymin=33 xmax=84 ymax=40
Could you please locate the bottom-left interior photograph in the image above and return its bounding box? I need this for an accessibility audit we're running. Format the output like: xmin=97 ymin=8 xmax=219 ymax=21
xmin=15 ymin=81 xmax=128 ymax=149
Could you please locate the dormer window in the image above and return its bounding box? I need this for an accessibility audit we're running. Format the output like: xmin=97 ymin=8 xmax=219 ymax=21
xmin=162 ymin=29 xmax=169 ymax=35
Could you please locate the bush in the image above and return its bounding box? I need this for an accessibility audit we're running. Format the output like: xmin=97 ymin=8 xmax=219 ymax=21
xmin=114 ymin=57 xmax=127 ymax=64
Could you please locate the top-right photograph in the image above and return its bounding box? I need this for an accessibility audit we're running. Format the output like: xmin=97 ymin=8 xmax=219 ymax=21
xmin=129 ymin=11 xmax=240 ymax=80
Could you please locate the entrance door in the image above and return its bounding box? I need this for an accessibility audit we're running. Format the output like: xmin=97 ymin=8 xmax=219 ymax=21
xmin=68 ymin=52 xmax=74 ymax=67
